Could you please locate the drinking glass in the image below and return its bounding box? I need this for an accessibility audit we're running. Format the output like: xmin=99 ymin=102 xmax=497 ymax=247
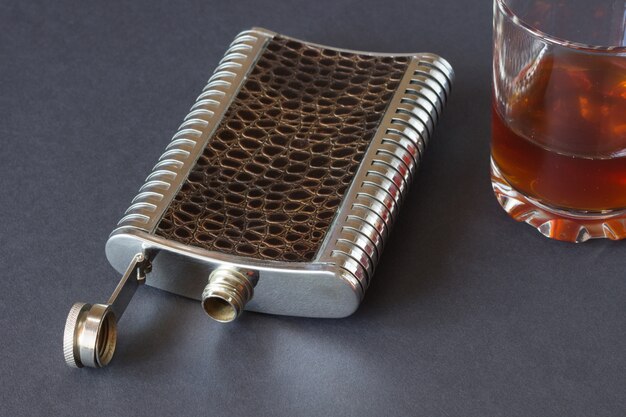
xmin=492 ymin=0 xmax=626 ymax=242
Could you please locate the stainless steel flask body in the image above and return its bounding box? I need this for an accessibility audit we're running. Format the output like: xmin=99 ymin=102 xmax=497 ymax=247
xmin=64 ymin=27 xmax=454 ymax=368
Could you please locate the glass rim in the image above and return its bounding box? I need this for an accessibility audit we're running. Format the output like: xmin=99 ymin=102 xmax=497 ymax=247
xmin=496 ymin=0 xmax=626 ymax=53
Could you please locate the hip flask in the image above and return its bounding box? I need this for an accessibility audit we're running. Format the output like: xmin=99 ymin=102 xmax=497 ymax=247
xmin=63 ymin=28 xmax=453 ymax=368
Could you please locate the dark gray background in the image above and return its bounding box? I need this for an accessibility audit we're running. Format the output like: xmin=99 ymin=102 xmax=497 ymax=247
xmin=1 ymin=0 xmax=624 ymax=415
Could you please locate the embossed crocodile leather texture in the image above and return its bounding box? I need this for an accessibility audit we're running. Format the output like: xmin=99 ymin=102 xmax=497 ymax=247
xmin=155 ymin=36 xmax=409 ymax=262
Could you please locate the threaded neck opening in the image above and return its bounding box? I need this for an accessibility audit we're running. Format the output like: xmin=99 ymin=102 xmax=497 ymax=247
xmin=201 ymin=268 xmax=255 ymax=322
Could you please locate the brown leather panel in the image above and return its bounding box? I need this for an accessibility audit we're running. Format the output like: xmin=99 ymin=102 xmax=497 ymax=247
xmin=155 ymin=35 xmax=409 ymax=262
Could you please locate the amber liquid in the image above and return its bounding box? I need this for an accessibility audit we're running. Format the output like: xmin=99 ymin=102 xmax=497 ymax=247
xmin=492 ymin=52 xmax=626 ymax=212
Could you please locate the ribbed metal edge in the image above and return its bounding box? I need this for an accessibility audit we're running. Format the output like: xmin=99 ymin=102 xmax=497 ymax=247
xmin=63 ymin=302 xmax=88 ymax=368
xmin=316 ymin=54 xmax=454 ymax=292
xmin=112 ymin=29 xmax=272 ymax=235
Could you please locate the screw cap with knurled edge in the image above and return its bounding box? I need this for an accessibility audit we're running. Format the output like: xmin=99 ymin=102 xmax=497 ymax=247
xmin=63 ymin=302 xmax=90 ymax=368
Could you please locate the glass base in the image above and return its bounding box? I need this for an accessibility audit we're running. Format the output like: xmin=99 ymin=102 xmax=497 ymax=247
xmin=490 ymin=158 xmax=626 ymax=242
